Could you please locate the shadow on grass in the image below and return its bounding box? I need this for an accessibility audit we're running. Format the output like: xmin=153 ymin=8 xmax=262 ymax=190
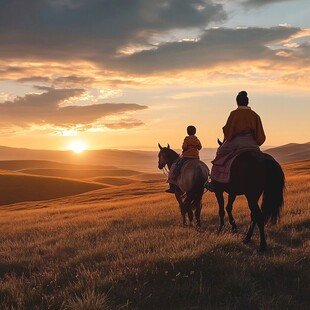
xmin=108 ymin=243 xmax=308 ymax=310
xmin=0 ymin=262 xmax=28 ymax=278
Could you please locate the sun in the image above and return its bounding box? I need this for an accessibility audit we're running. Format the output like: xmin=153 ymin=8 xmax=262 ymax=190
xmin=68 ymin=141 xmax=87 ymax=153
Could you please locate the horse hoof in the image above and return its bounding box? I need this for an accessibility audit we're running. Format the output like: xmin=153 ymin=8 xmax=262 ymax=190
xmin=243 ymin=237 xmax=251 ymax=244
xmin=259 ymin=244 xmax=267 ymax=253
xmin=231 ymin=226 xmax=238 ymax=234
xmin=217 ymin=226 xmax=224 ymax=234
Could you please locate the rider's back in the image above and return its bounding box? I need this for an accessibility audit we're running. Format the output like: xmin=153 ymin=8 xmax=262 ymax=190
xmin=223 ymin=107 xmax=265 ymax=146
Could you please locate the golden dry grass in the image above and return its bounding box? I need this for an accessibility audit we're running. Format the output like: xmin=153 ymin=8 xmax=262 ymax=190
xmin=0 ymin=161 xmax=308 ymax=309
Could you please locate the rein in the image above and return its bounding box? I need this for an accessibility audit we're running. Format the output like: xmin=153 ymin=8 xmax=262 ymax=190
xmin=162 ymin=166 xmax=169 ymax=176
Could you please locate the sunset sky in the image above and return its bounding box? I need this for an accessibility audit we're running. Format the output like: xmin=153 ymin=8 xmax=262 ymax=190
xmin=0 ymin=0 xmax=309 ymax=151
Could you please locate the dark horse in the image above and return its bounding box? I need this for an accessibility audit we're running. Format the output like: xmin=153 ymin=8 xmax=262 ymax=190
xmin=158 ymin=144 xmax=209 ymax=228
xmin=212 ymin=140 xmax=285 ymax=251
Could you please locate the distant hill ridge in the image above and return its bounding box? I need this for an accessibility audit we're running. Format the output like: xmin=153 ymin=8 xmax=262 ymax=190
xmin=0 ymin=142 xmax=308 ymax=171
xmin=265 ymin=142 xmax=310 ymax=163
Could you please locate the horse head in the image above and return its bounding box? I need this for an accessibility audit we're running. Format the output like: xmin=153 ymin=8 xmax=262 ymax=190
xmin=157 ymin=143 xmax=171 ymax=169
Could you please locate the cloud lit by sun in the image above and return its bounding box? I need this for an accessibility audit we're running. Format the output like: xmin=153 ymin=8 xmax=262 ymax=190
xmin=68 ymin=141 xmax=87 ymax=153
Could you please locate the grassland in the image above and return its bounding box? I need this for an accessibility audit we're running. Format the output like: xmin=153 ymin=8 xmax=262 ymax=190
xmin=0 ymin=160 xmax=309 ymax=309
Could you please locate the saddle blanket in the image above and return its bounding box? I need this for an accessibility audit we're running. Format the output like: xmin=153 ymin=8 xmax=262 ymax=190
xmin=210 ymin=153 xmax=238 ymax=183
xmin=168 ymin=159 xmax=209 ymax=193
xmin=211 ymin=134 xmax=261 ymax=183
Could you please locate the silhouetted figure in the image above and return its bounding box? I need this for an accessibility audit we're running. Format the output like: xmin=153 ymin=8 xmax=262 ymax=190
xmin=166 ymin=125 xmax=202 ymax=193
xmin=206 ymin=91 xmax=266 ymax=191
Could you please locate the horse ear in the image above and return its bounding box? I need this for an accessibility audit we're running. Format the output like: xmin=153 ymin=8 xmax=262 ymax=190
xmin=158 ymin=143 xmax=163 ymax=149
xmin=167 ymin=144 xmax=170 ymax=149
xmin=217 ymin=138 xmax=223 ymax=146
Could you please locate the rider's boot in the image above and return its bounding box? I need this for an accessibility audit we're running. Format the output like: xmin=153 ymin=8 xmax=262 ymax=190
xmin=165 ymin=183 xmax=176 ymax=193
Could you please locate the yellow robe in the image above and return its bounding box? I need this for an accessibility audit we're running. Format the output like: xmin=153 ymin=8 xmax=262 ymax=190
xmin=182 ymin=135 xmax=202 ymax=158
xmin=222 ymin=106 xmax=266 ymax=146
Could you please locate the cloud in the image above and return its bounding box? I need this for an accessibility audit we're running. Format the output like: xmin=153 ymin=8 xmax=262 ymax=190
xmin=109 ymin=26 xmax=303 ymax=74
xmin=0 ymin=0 xmax=307 ymax=89
xmin=17 ymin=75 xmax=95 ymax=86
xmin=0 ymin=0 xmax=226 ymax=65
xmin=0 ymin=87 xmax=148 ymax=130
xmin=240 ymin=0 xmax=294 ymax=7
xmin=103 ymin=119 xmax=145 ymax=130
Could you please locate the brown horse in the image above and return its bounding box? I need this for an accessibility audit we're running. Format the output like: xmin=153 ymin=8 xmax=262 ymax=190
xmin=212 ymin=140 xmax=285 ymax=251
xmin=158 ymin=143 xmax=209 ymax=228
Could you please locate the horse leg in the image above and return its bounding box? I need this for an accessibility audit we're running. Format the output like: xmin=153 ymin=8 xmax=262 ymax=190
xmin=243 ymin=212 xmax=256 ymax=244
xmin=194 ymin=200 xmax=202 ymax=229
xmin=246 ymin=196 xmax=267 ymax=251
xmin=188 ymin=206 xmax=194 ymax=227
xmin=175 ymin=191 xmax=186 ymax=226
xmin=226 ymin=194 xmax=237 ymax=232
xmin=215 ymin=190 xmax=225 ymax=233
xmin=181 ymin=204 xmax=187 ymax=227
xmin=183 ymin=196 xmax=193 ymax=227
xmin=192 ymin=188 xmax=203 ymax=229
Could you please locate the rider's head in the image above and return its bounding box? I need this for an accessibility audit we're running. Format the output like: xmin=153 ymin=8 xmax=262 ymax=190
xmin=236 ymin=91 xmax=249 ymax=106
xmin=187 ymin=125 xmax=196 ymax=135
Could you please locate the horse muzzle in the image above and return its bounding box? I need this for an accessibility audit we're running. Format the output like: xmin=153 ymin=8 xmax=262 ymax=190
xmin=158 ymin=163 xmax=165 ymax=170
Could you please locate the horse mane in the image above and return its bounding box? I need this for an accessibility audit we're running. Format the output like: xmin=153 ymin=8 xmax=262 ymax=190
xmin=164 ymin=147 xmax=180 ymax=163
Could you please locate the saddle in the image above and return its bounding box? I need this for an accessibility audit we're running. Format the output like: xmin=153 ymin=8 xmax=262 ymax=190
xmin=211 ymin=149 xmax=261 ymax=183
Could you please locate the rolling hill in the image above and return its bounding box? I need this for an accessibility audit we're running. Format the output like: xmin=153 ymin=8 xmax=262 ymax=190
xmin=0 ymin=160 xmax=165 ymax=206
xmin=265 ymin=142 xmax=310 ymax=163
xmin=0 ymin=170 xmax=105 ymax=206
xmin=0 ymin=160 xmax=117 ymax=171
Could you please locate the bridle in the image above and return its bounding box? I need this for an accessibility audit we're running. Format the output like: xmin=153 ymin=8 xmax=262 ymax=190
xmin=158 ymin=144 xmax=180 ymax=178
xmin=162 ymin=166 xmax=169 ymax=176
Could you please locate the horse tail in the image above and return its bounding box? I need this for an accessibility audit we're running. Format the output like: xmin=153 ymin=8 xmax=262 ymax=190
xmin=261 ymin=156 xmax=285 ymax=224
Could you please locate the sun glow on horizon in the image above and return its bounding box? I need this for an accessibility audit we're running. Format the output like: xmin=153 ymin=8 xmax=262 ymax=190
xmin=68 ymin=141 xmax=87 ymax=153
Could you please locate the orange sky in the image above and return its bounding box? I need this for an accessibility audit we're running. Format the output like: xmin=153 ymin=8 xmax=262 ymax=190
xmin=0 ymin=0 xmax=309 ymax=150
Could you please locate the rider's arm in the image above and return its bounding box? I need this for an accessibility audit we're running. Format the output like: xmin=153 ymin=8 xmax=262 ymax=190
xmin=222 ymin=112 xmax=234 ymax=141
xmin=197 ymin=139 xmax=202 ymax=150
xmin=255 ymin=115 xmax=266 ymax=146
xmin=182 ymin=138 xmax=188 ymax=151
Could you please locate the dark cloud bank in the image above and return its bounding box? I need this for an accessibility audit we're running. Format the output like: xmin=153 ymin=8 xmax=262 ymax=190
xmin=0 ymin=0 xmax=226 ymax=64
xmin=0 ymin=0 xmax=305 ymax=76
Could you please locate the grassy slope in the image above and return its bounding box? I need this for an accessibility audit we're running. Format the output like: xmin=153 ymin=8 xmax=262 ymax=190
xmin=0 ymin=160 xmax=163 ymax=205
xmin=0 ymin=162 xmax=309 ymax=309
xmin=0 ymin=171 xmax=105 ymax=206
xmin=0 ymin=160 xmax=117 ymax=171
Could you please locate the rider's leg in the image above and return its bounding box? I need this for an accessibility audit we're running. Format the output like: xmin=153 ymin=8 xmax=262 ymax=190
xmin=165 ymin=183 xmax=176 ymax=193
